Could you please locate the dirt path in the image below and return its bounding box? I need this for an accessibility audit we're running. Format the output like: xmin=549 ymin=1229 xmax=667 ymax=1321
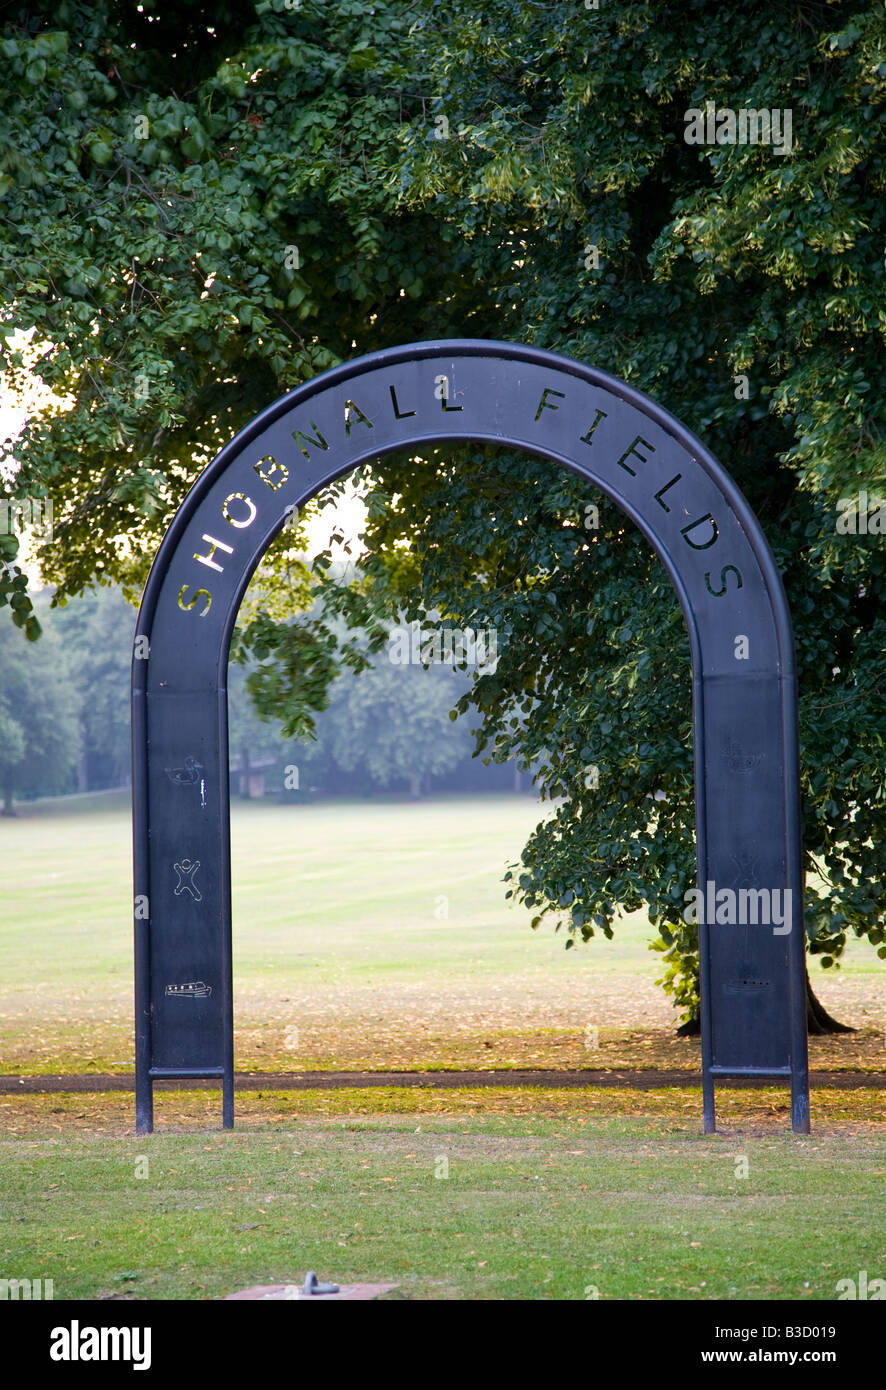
xmin=3 ymin=1068 xmax=886 ymax=1093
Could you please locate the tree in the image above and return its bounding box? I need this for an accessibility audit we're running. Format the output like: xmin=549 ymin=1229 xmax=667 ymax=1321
xmin=317 ymin=635 xmax=474 ymax=797
xmin=0 ymin=605 xmax=80 ymax=811
xmin=227 ymin=656 xmax=289 ymax=799
xmin=0 ymin=0 xmax=480 ymax=616
xmin=46 ymin=584 xmax=135 ymax=788
xmin=2 ymin=1 xmax=884 ymax=1026
xmin=334 ymin=3 xmax=886 ymax=1028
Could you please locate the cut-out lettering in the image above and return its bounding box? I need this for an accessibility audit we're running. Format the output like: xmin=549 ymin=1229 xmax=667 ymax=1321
xmin=680 ymin=513 xmax=719 ymax=549
xmin=222 ymin=493 xmax=258 ymax=528
xmin=390 ymin=384 xmax=416 ymax=419
xmin=292 ymin=422 xmax=329 ymax=459
xmin=194 ymin=535 xmax=235 ymax=573
xmin=704 ymin=565 xmax=743 ymax=597
xmin=344 ymin=400 xmax=374 ymax=436
xmin=653 ymin=474 xmax=682 ymax=512
xmin=535 ymin=387 xmax=566 ymax=421
xmin=615 ymin=435 xmax=655 ymax=476
xmin=253 ymin=455 xmax=289 ymax=491
xmin=177 ymin=584 xmax=212 ymax=616
xmin=579 ymin=408 xmax=607 ymax=445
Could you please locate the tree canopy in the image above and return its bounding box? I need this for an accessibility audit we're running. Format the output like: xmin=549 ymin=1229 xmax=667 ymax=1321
xmin=2 ymin=0 xmax=884 ymax=1022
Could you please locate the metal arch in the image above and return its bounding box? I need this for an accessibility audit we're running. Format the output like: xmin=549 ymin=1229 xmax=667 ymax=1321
xmin=132 ymin=338 xmax=809 ymax=1135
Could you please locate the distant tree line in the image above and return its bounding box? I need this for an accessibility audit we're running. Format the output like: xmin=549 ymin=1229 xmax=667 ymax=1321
xmin=0 ymin=585 xmax=527 ymax=810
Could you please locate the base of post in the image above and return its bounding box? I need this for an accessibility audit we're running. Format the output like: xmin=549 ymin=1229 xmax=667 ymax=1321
xmin=791 ymin=1088 xmax=810 ymax=1135
xmin=223 ymin=1073 xmax=234 ymax=1129
xmin=135 ymin=1084 xmax=153 ymax=1136
xmin=702 ymin=1071 xmax=716 ymax=1133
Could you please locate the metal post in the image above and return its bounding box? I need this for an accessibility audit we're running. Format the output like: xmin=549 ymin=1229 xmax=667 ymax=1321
xmin=132 ymin=670 xmax=154 ymax=1135
xmin=219 ymin=678 xmax=235 ymax=1129
xmin=784 ymin=673 xmax=810 ymax=1134
xmin=699 ymin=917 xmax=717 ymax=1134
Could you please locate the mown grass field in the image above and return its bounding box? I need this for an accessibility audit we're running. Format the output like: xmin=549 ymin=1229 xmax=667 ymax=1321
xmin=3 ymin=1095 xmax=886 ymax=1301
xmin=1 ymin=792 xmax=882 ymax=1075
xmin=1 ymin=793 xmax=884 ymax=1301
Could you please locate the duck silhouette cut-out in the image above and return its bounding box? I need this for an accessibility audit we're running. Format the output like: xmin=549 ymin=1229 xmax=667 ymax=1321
xmin=164 ymin=756 xmax=203 ymax=786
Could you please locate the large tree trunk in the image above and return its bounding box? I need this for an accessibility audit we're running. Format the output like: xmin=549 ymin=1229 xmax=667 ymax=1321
xmin=1 ymin=782 xmax=15 ymax=816
xmin=805 ymin=967 xmax=855 ymax=1034
xmin=676 ymin=965 xmax=855 ymax=1036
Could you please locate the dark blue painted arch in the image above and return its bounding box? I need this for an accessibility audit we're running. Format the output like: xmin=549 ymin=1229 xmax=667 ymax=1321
xmin=132 ymin=339 xmax=809 ymax=1134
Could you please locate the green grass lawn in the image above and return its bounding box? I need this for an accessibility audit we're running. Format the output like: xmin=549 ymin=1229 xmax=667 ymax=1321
xmin=0 ymin=792 xmax=883 ymax=1074
xmin=2 ymin=1099 xmax=884 ymax=1300
xmin=0 ymin=792 xmax=660 ymax=1074
xmin=1 ymin=792 xmax=884 ymax=1301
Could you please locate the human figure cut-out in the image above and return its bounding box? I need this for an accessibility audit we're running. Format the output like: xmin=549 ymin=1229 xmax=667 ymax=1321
xmin=173 ymin=858 xmax=202 ymax=901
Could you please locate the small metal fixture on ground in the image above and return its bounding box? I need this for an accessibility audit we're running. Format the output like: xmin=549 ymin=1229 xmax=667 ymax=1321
xmin=225 ymin=1275 xmax=399 ymax=1302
